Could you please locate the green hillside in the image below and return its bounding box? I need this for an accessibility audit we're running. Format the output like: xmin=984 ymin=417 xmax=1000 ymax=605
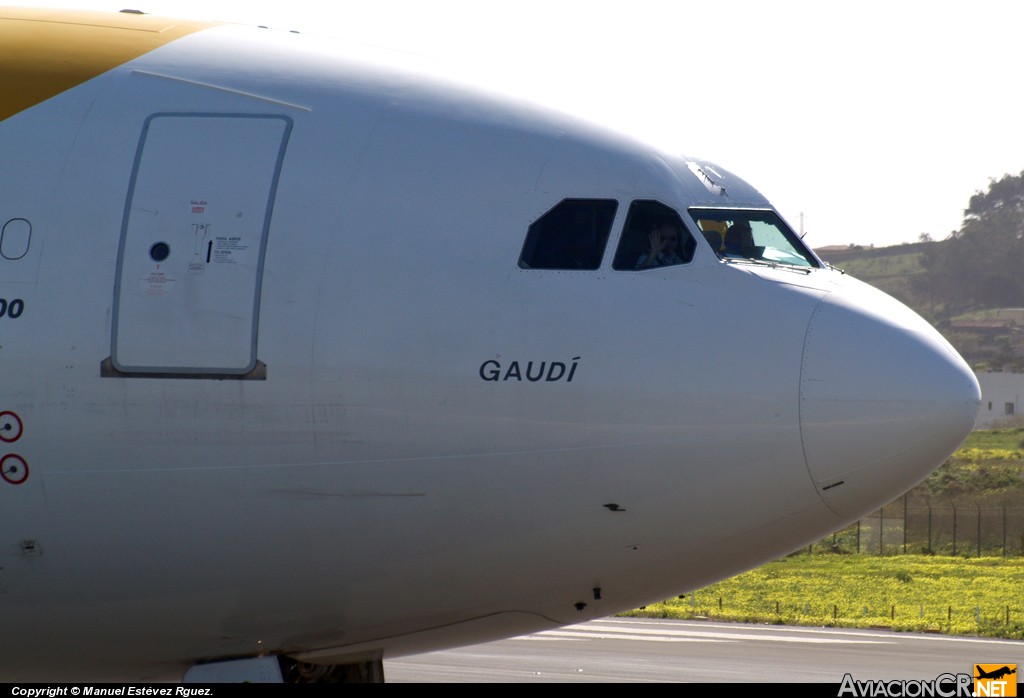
xmin=814 ymin=170 xmax=1024 ymax=369
xmin=815 ymin=242 xmax=1024 ymax=370
xmin=815 ymin=243 xmax=930 ymax=316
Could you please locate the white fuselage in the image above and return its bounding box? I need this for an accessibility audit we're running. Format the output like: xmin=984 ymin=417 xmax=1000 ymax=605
xmin=0 ymin=15 xmax=979 ymax=680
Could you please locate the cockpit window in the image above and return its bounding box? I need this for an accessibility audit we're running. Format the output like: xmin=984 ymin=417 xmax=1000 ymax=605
xmin=518 ymin=199 xmax=618 ymax=270
xmin=612 ymin=200 xmax=696 ymax=270
xmin=690 ymin=208 xmax=819 ymax=268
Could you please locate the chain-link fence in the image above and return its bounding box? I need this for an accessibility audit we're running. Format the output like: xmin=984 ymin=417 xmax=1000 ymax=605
xmin=812 ymin=499 xmax=1024 ymax=556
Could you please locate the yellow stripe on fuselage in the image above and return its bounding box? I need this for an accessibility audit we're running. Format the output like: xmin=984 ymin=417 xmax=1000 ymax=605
xmin=0 ymin=7 xmax=214 ymax=122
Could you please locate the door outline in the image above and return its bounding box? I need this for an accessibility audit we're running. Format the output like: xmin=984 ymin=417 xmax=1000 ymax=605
xmin=107 ymin=112 xmax=292 ymax=378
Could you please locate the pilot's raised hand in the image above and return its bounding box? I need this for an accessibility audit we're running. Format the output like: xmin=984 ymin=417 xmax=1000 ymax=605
xmin=648 ymin=229 xmax=663 ymax=254
xmin=637 ymin=229 xmax=665 ymax=268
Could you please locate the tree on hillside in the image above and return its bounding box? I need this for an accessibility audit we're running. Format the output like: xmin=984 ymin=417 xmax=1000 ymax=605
xmin=919 ymin=170 xmax=1024 ymax=315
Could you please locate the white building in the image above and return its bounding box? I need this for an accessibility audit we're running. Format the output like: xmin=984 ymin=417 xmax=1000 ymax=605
xmin=975 ymin=371 xmax=1024 ymax=428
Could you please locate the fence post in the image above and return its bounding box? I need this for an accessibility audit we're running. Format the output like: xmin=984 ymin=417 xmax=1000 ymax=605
xmin=880 ymin=505 xmax=884 ymax=555
xmin=953 ymin=504 xmax=957 ymax=556
xmin=903 ymin=493 xmax=908 ymax=555
xmin=977 ymin=503 xmax=981 ymax=558
xmin=857 ymin=519 xmax=861 ymax=554
xmin=928 ymin=505 xmax=932 ymax=554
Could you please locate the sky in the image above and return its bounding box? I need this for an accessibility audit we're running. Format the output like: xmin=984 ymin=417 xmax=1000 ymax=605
xmin=9 ymin=0 xmax=1024 ymax=249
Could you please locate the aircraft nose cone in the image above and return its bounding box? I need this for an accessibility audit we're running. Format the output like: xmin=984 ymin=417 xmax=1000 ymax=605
xmin=800 ymin=285 xmax=980 ymax=520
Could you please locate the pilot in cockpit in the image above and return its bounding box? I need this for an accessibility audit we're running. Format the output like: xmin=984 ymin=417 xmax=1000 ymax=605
xmin=723 ymin=221 xmax=755 ymax=258
xmin=635 ymin=221 xmax=685 ymax=269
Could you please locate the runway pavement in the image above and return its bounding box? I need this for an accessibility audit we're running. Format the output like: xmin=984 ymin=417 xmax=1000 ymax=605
xmin=384 ymin=617 xmax=1024 ymax=683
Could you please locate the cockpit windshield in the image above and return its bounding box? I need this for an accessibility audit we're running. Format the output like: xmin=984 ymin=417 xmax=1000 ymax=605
xmin=690 ymin=208 xmax=819 ymax=268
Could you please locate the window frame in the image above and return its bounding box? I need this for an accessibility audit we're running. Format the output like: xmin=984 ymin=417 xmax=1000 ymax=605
xmin=689 ymin=207 xmax=820 ymax=269
xmin=611 ymin=200 xmax=697 ymax=271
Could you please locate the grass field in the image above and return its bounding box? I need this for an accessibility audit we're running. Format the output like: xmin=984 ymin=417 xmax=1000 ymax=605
xmin=623 ymin=554 xmax=1024 ymax=640
xmin=963 ymin=428 xmax=1024 ymax=451
xmin=835 ymin=252 xmax=925 ymax=280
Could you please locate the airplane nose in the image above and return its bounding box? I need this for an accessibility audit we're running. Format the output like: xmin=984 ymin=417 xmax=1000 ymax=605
xmin=800 ymin=284 xmax=981 ymax=520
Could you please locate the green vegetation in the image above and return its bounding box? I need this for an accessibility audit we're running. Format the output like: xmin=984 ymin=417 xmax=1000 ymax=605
xmin=818 ymin=246 xmax=930 ymax=319
xmin=919 ymin=428 xmax=1024 ymax=504
xmin=836 ymin=252 xmax=924 ymax=279
xmin=917 ymin=171 xmax=1024 ymax=318
xmin=624 ymin=554 xmax=1024 ymax=639
xmin=961 ymin=427 xmax=1024 ymax=451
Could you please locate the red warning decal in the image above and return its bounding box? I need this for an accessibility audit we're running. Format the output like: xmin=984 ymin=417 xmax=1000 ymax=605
xmin=0 ymin=411 xmax=23 ymax=443
xmin=1 ymin=453 xmax=28 ymax=485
